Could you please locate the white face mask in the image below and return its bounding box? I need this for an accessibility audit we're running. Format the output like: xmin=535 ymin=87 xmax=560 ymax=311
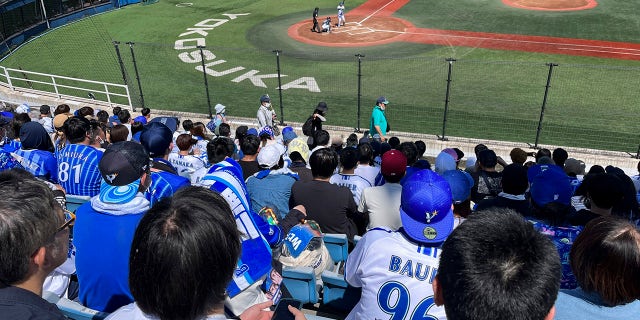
xmin=264 ymin=102 xmax=271 ymax=108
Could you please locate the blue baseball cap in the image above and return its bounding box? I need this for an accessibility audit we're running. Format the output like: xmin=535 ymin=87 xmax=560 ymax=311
xmin=376 ymin=96 xmax=389 ymax=104
xmin=247 ymin=128 xmax=259 ymax=136
xmin=441 ymin=170 xmax=474 ymax=204
xmin=284 ymin=225 xmax=321 ymax=258
xmin=529 ymin=165 xmax=572 ymax=207
xmin=400 ymin=170 xmax=454 ymax=244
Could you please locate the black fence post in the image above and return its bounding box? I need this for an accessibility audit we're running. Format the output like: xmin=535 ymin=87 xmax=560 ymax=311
xmin=273 ymin=49 xmax=285 ymax=125
xmin=355 ymin=53 xmax=365 ymax=133
xmin=534 ymin=63 xmax=558 ymax=149
xmin=112 ymin=41 xmax=129 ymax=88
xmin=198 ymin=46 xmax=213 ymax=119
xmin=439 ymin=58 xmax=456 ymax=141
xmin=635 ymin=144 xmax=640 ymax=159
xmin=126 ymin=42 xmax=143 ymax=111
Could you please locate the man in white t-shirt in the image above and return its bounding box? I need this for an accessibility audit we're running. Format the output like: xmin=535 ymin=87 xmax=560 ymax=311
xmin=330 ymin=147 xmax=371 ymax=205
xmin=358 ymin=149 xmax=406 ymax=231
xmin=345 ymin=169 xmax=453 ymax=320
xmin=354 ymin=142 xmax=380 ymax=186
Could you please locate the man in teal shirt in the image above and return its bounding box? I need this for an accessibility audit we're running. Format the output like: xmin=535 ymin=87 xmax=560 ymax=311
xmin=370 ymin=96 xmax=389 ymax=142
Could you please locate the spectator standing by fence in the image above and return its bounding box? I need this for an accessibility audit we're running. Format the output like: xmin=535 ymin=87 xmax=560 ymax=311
xmin=369 ymin=96 xmax=389 ymax=142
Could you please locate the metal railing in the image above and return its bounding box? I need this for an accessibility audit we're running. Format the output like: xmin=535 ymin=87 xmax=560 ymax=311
xmin=0 ymin=66 xmax=131 ymax=107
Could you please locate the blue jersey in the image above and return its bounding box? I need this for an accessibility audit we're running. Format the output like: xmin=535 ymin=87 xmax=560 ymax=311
xmin=12 ymin=149 xmax=58 ymax=182
xmin=145 ymin=170 xmax=190 ymax=206
xmin=2 ymin=140 xmax=21 ymax=152
xmin=201 ymin=158 xmax=276 ymax=298
xmin=56 ymin=144 xmax=103 ymax=196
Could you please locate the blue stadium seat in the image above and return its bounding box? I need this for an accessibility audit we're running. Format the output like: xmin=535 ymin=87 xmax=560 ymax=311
xmin=43 ymin=291 xmax=110 ymax=320
xmin=320 ymin=270 xmax=361 ymax=311
xmin=281 ymin=266 xmax=318 ymax=304
xmin=65 ymin=194 xmax=91 ymax=213
xmin=323 ymin=233 xmax=348 ymax=263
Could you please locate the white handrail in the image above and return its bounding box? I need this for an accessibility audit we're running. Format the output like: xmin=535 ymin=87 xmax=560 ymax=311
xmin=0 ymin=66 xmax=131 ymax=107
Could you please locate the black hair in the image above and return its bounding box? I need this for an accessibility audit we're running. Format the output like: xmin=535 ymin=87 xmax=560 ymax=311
xmin=357 ymin=143 xmax=373 ymax=165
xmin=346 ymin=133 xmax=358 ymax=148
xmin=117 ymin=109 xmax=131 ymax=123
xmin=552 ymin=148 xmax=568 ymax=167
xmin=63 ymin=116 xmax=91 ymax=144
xmin=130 ymin=186 xmax=241 ymax=320
xmin=11 ymin=113 xmax=31 ymax=138
xmin=109 ymin=124 xmax=129 ymax=144
xmin=182 ymin=119 xmax=194 ymax=132
xmin=218 ymin=123 xmax=231 ymax=137
xmin=0 ymin=173 xmax=59 ymax=285
xmin=584 ymin=173 xmax=624 ymax=210
xmin=399 ymin=142 xmax=418 ymax=166
xmin=77 ymin=106 xmax=94 ymax=118
xmin=131 ymin=121 xmax=144 ymax=135
xmin=438 ymin=208 xmax=561 ymax=320
xmin=235 ymin=125 xmax=248 ymax=142
xmin=310 ymin=148 xmax=338 ymax=178
xmin=240 ymin=134 xmax=260 ymax=156
xmin=207 ymin=137 xmax=235 ymax=164
xmin=535 ymin=148 xmax=552 ymax=161
xmin=474 ymin=143 xmax=488 ymax=157
xmin=141 ymin=107 xmax=151 ymax=117
xmin=339 ymin=147 xmax=359 ymax=171
xmin=314 ymin=130 xmax=330 ymax=147
xmin=414 ymin=140 xmax=426 ymax=158
xmin=112 ymin=106 xmax=122 ymax=116
xmin=96 ymin=110 xmax=109 ymax=124
xmin=388 ymin=137 xmax=400 ymax=149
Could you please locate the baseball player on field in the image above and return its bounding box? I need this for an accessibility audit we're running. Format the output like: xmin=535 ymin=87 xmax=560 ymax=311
xmin=337 ymin=1 xmax=346 ymax=27
xmin=345 ymin=169 xmax=452 ymax=319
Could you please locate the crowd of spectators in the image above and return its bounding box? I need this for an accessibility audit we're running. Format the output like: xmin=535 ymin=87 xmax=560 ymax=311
xmin=0 ymin=99 xmax=639 ymax=320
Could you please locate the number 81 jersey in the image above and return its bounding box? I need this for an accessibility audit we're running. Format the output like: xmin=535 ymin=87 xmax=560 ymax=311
xmin=56 ymin=144 xmax=103 ymax=197
xmin=345 ymin=227 xmax=447 ymax=320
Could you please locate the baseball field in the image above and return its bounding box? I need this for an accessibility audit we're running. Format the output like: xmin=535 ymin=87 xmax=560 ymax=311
xmin=2 ymin=0 xmax=640 ymax=152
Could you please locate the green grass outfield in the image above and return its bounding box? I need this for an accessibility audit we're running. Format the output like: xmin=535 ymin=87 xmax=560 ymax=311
xmin=2 ymin=0 xmax=640 ymax=152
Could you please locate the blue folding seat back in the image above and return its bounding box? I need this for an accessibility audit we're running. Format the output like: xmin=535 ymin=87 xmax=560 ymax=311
xmin=321 ymin=270 xmax=361 ymax=311
xmin=281 ymin=266 xmax=318 ymax=304
xmin=322 ymin=233 xmax=348 ymax=263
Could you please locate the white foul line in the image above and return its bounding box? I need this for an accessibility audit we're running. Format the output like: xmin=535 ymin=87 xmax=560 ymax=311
xmin=359 ymin=0 xmax=399 ymax=24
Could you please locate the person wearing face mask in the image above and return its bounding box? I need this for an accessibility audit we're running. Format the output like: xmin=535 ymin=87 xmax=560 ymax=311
xmin=257 ymin=94 xmax=276 ymax=129
xmin=369 ymin=96 xmax=389 ymax=142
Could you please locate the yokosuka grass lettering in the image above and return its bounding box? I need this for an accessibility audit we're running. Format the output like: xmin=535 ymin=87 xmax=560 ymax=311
xmin=175 ymin=14 xmax=321 ymax=92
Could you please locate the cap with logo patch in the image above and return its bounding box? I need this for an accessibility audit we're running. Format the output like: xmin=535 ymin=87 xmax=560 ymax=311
xmin=400 ymin=169 xmax=454 ymax=244
xmin=98 ymin=141 xmax=150 ymax=204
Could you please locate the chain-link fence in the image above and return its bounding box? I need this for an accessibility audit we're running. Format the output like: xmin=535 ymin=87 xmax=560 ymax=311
xmin=107 ymin=42 xmax=640 ymax=155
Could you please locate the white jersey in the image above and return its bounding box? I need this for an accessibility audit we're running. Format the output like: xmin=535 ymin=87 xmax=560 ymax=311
xmin=330 ymin=173 xmax=371 ymax=205
xmin=345 ymin=228 xmax=447 ymax=320
xmin=106 ymin=302 xmax=231 ymax=320
xmin=354 ymin=164 xmax=380 ymax=186
xmin=358 ymin=183 xmax=402 ymax=230
xmin=168 ymin=153 xmax=207 ymax=179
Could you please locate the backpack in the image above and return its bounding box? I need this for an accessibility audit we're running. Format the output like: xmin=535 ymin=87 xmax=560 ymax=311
xmin=302 ymin=116 xmax=314 ymax=136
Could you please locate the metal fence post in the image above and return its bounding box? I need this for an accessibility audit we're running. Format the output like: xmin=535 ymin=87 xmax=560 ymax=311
xmin=534 ymin=63 xmax=558 ymax=149
xmin=439 ymin=58 xmax=456 ymax=141
xmin=126 ymin=42 xmax=143 ymax=111
xmin=112 ymin=41 xmax=129 ymax=89
xmin=355 ymin=54 xmax=364 ymax=133
xmin=198 ymin=46 xmax=213 ymax=119
xmin=636 ymin=144 xmax=640 ymax=159
xmin=273 ymin=49 xmax=285 ymax=125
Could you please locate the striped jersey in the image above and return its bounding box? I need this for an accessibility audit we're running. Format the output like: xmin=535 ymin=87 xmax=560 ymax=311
xmin=144 ymin=159 xmax=190 ymax=206
xmin=330 ymin=173 xmax=371 ymax=205
xmin=200 ymin=158 xmax=274 ymax=298
xmin=55 ymin=144 xmax=103 ymax=196
xmin=12 ymin=149 xmax=58 ymax=182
